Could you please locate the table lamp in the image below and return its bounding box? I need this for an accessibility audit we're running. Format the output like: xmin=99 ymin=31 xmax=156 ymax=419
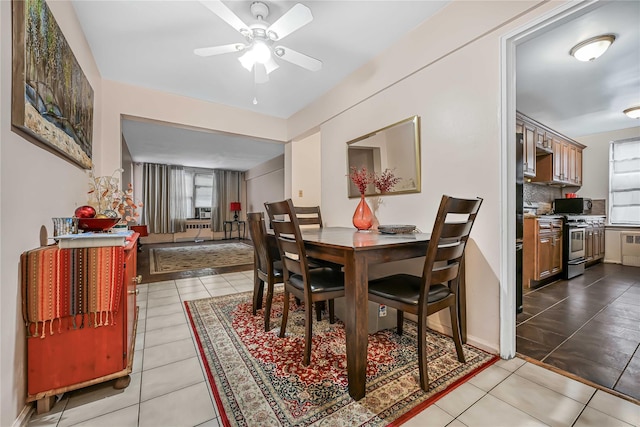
xmin=230 ymin=202 xmax=241 ymax=221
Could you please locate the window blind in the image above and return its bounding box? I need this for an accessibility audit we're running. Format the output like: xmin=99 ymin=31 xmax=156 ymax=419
xmin=609 ymin=138 xmax=640 ymax=224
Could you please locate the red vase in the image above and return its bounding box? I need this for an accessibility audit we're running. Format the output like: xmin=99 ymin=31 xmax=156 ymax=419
xmin=352 ymin=195 xmax=373 ymax=230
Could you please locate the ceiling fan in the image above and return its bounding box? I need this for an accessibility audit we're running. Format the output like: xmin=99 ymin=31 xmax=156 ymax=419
xmin=195 ymin=0 xmax=322 ymax=84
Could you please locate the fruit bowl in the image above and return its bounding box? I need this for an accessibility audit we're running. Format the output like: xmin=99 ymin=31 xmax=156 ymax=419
xmin=77 ymin=217 xmax=120 ymax=232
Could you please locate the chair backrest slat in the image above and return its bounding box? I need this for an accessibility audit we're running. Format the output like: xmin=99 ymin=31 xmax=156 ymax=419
xmin=440 ymin=221 xmax=473 ymax=240
xmin=430 ymin=263 xmax=460 ymax=285
xmin=434 ymin=243 xmax=465 ymax=263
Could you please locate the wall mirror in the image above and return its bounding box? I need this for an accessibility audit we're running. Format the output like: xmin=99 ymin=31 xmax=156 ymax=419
xmin=347 ymin=115 xmax=421 ymax=198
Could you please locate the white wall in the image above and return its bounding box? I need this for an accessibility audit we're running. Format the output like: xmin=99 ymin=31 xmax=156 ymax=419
xmin=576 ymin=126 xmax=640 ymax=200
xmin=291 ymin=132 xmax=321 ymax=208
xmin=246 ymin=155 xmax=285 ymax=220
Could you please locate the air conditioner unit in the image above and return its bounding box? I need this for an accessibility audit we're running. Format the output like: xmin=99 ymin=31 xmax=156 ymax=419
xmin=621 ymin=232 xmax=640 ymax=267
xmin=198 ymin=207 xmax=211 ymax=219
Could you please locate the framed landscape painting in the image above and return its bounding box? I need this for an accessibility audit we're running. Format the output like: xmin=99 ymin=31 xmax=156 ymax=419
xmin=11 ymin=0 xmax=94 ymax=169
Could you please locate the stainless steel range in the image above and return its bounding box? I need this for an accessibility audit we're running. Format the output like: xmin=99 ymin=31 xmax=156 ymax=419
xmin=563 ymin=215 xmax=588 ymax=279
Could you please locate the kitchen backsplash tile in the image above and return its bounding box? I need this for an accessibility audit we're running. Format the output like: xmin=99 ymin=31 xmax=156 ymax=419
xmin=591 ymin=199 xmax=606 ymax=215
xmin=524 ymin=183 xmax=561 ymax=206
xmin=524 ymin=184 xmax=606 ymax=216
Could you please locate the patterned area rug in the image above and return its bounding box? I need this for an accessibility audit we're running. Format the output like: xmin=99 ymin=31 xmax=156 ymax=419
xmin=185 ymin=291 xmax=499 ymax=426
xmin=149 ymin=243 xmax=253 ymax=274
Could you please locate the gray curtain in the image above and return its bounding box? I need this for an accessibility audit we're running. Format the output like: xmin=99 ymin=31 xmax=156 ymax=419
xmin=170 ymin=166 xmax=187 ymax=232
xmin=211 ymin=170 xmax=244 ymax=231
xmin=142 ymin=163 xmax=187 ymax=233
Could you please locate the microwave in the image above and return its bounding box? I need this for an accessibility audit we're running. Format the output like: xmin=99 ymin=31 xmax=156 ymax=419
xmin=554 ymin=198 xmax=592 ymax=214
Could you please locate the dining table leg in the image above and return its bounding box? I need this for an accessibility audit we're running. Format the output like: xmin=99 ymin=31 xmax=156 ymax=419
xmin=343 ymin=251 xmax=369 ymax=400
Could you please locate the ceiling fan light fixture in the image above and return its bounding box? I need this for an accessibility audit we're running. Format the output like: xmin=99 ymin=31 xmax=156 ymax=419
xmin=238 ymin=51 xmax=255 ymax=71
xmin=570 ymin=34 xmax=615 ymax=62
xmin=623 ymin=106 xmax=640 ymax=119
xmin=252 ymin=41 xmax=271 ymax=64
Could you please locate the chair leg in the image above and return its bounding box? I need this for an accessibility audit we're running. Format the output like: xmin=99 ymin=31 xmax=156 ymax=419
xmin=315 ymin=301 xmax=323 ymax=321
xmin=328 ymin=299 xmax=335 ymax=323
xmin=279 ymin=290 xmax=290 ymax=338
xmin=449 ymin=303 xmax=465 ymax=363
xmin=252 ymin=277 xmax=264 ymax=315
xmin=303 ymin=298 xmax=313 ymax=366
xmin=417 ymin=314 xmax=429 ymax=392
xmin=263 ymin=280 xmax=274 ymax=332
xmin=396 ymin=310 xmax=404 ymax=335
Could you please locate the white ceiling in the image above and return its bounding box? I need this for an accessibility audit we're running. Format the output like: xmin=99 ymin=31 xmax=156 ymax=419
xmin=72 ymin=0 xmax=449 ymax=170
xmin=516 ymin=1 xmax=640 ymax=138
xmin=72 ymin=1 xmax=640 ymax=171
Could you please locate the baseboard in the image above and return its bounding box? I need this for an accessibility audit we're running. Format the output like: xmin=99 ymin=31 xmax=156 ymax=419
xmin=12 ymin=404 xmax=33 ymax=427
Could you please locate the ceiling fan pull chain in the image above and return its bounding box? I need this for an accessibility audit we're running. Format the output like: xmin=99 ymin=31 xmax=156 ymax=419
xmin=253 ymin=68 xmax=258 ymax=105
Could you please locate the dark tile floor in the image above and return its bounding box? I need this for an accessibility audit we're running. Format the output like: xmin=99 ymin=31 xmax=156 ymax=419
xmin=517 ymin=262 xmax=640 ymax=401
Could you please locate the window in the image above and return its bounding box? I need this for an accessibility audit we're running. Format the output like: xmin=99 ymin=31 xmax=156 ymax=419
xmin=183 ymin=169 xmax=213 ymax=218
xmin=609 ymin=138 xmax=640 ymax=225
xmin=194 ymin=173 xmax=213 ymax=208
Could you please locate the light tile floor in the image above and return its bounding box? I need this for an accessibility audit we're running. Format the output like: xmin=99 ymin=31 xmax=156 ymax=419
xmin=27 ymin=271 xmax=640 ymax=427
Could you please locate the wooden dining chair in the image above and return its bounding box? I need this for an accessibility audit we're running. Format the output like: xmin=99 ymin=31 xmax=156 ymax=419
xmin=294 ymin=205 xmax=323 ymax=227
xmin=367 ymin=195 xmax=483 ymax=392
xmin=247 ymin=212 xmax=283 ymax=332
xmin=264 ymin=199 xmax=345 ymax=366
xmin=293 ymin=204 xmax=338 ymax=318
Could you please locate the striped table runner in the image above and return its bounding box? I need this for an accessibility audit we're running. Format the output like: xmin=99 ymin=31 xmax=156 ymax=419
xmin=21 ymin=245 xmax=125 ymax=337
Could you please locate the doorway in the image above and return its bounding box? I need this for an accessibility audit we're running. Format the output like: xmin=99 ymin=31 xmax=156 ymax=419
xmin=502 ymin=1 xmax=640 ymax=400
xmin=502 ymin=0 xmax=600 ymax=356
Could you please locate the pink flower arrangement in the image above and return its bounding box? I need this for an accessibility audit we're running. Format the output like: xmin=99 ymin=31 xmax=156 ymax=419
xmin=373 ymin=168 xmax=400 ymax=193
xmin=349 ymin=166 xmax=373 ymax=195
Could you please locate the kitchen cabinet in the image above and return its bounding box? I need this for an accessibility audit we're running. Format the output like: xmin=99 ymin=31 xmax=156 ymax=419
xmin=24 ymin=235 xmax=140 ymax=414
xmin=533 ymin=134 xmax=584 ymax=186
xmin=517 ymin=116 xmax=537 ymax=178
xmin=523 ymin=217 xmax=563 ymax=288
xmin=517 ymin=111 xmax=585 ymax=186
xmin=585 ymin=216 xmax=606 ymax=264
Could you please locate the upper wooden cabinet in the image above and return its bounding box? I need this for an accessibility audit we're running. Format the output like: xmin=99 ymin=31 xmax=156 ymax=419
xmin=516 ymin=119 xmax=537 ymax=177
xmin=517 ymin=111 xmax=585 ymax=186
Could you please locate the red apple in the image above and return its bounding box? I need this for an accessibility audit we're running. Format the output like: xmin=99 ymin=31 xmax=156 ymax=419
xmin=74 ymin=205 xmax=96 ymax=218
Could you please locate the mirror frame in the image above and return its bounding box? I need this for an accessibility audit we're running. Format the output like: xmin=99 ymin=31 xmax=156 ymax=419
xmin=346 ymin=115 xmax=421 ymax=198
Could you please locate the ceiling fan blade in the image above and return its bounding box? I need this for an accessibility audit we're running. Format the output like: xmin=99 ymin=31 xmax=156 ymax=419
xmin=274 ymin=46 xmax=322 ymax=72
xmin=194 ymin=43 xmax=245 ymax=57
xmin=267 ymin=3 xmax=313 ymax=41
xmin=199 ymin=0 xmax=249 ymax=35
xmin=255 ymin=63 xmax=269 ymax=84
xmin=264 ymin=56 xmax=279 ymax=75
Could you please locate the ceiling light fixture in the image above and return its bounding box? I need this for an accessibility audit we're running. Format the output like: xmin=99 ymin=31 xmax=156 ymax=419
xmin=238 ymin=41 xmax=272 ymax=71
xmin=623 ymin=106 xmax=640 ymax=119
xmin=569 ymin=34 xmax=616 ymax=62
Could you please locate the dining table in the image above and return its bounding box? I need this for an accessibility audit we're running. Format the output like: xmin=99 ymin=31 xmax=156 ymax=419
xmin=298 ymin=226 xmax=467 ymax=401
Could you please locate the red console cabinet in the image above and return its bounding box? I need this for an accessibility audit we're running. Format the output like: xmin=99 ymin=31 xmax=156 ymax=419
xmin=25 ymin=235 xmax=139 ymax=413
